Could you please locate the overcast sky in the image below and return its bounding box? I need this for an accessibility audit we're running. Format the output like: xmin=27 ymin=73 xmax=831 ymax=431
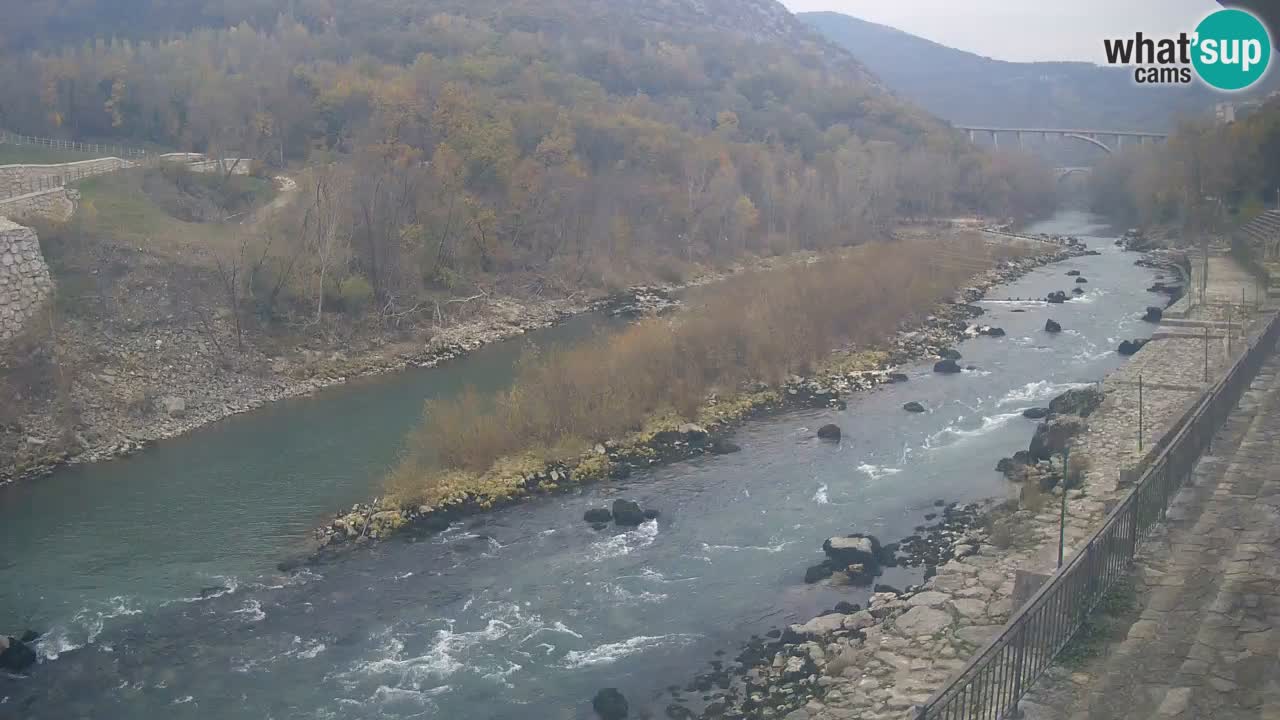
xmin=779 ymin=0 xmax=1224 ymax=63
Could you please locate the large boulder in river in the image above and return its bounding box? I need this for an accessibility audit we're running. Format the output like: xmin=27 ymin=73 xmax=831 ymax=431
xmin=804 ymin=563 xmax=834 ymax=584
xmin=822 ymin=534 xmax=883 ymax=568
xmin=611 ymin=500 xmax=646 ymax=526
xmin=1029 ymin=416 xmax=1086 ymax=461
xmin=1066 ymin=270 xmax=1081 ymax=276
xmin=903 ymin=401 xmax=926 ymax=413
xmin=1044 ymin=319 xmax=1062 ymax=333
xmin=1075 ymin=277 xmax=1089 ymax=284
xmin=1143 ymin=306 xmax=1164 ymax=323
xmin=1046 ymin=291 xmax=1068 ymax=304
xmin=592 ymin=688 xmax=629 ymax=719
xmin=1022 ymin=407 xmax=1051 ymax=420
xmin=933 ymin=359 xmax=962 ymax=374
xmin=584 ymin=508 xmax=613 ymax=523
xmin=1072 ymin=287 xmax=1085 ymax=295
xmin=817 ymin=424 xmax=842 ymax=441
xmin=1048 ymin=387 xmax=1104 ymax=418
xmin=981 ymin=326 xmax=1006 ymax=337
xmin=0 ymin=636 xmax=37 ymax=673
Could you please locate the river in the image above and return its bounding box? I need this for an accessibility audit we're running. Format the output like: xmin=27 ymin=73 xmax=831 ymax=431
xmin=0 ymin=211 xmax=1160 ymax=719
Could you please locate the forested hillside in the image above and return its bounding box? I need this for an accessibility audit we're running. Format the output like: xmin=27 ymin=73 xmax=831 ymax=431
xmin=1088 ymin=98 xmax=1280 ymax=229
xmin=1 ymin=0 xmax=1055 ymax=312
xmin=801 ymin=11 xmax=1277 ymax=131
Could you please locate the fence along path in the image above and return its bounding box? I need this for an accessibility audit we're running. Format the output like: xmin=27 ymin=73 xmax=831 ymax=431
xmin=915 ymin=305 xmax=1280 ymax=719
xmin=0 ymin=130 xmax=150 ymax=160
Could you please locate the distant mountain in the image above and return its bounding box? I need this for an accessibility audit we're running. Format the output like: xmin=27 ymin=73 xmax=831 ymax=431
xmin=800 ymin=11 xmax=1276 ymax=131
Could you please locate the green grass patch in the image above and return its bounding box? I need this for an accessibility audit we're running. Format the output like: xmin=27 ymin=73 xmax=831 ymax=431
xmin=1057 ymin=577 xmax=1140 ymax=668
xmin=75 ymin=174 xmax=181 ymax=242
xmin=0 ymin=144 xmax=101 ymax=165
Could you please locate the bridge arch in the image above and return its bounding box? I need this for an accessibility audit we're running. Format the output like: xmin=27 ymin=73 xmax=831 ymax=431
xmin=1062 ymin=133 xmax=1113 ymax=154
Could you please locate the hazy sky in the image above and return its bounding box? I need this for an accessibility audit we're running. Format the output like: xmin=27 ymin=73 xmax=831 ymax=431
xmin=780 ymin=0 xmax=1225 ymax=63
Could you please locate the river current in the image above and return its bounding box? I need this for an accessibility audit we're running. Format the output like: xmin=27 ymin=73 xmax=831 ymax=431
xmin=0 ymin=211 xmax=1161 ymax=719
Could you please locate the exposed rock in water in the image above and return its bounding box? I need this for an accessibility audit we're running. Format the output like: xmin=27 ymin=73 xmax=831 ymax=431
xmin=822 ymin=534 xmax=881 ymax=566
xmin=816 ymin=424 xmax=842 ymax=441
xmin=933 ymin=359 xmax=962 ymax=374
xmin=1066 ymin=270 xmax=1081 ymax=276
xmin=18 ymin=630 xmax=40 ymax=644
xmin=592 ymin=688 xmax=629 ymax=719
xmin=1075 ymin=277 xmax=1088 ymax=284
xmin=888 ymin=372 xmax=909 ymax=383
xmin=601 ymin=286 xmax=678 ymax=318
xmin=981 ymin=326 xmax=1006 ymax=337
xmin=1029 ymin=416 xmax=1087 ymax=461
xmin=1046 ymin=290 xmax=1068 ymax=303
xmin=903 ymin=401 xmax=926 ymax=413
xmin=804 ymin=563 xmax=834 ymax=584
xmin=1044 ymin=319 xmax=1062 ymax=333
xmin=0 ymin=635 xmax=37 ymax=673
xmin=1073 ymin=287 xmax=1085 ymax=295
xmin=709 ymin=438 xmax=742 ymax=455
xmin=1118 ymin=339 xmax=1150 ymax=356
xmin=938 ymin=348 xmax=962 ymax=360
xmin=611 ymin=499 xmax=646 ymax=526
xmin=584 ymin=508 xmax=613 ymax=523
xmin=1049 ymin=387 xmax=1104 ymax=417
xmin=1022 ymin=407 xmax=1050 ymax=420
xmin=818 ymin=533 xmax=888 ymax=584
xmin=1143 ymin=306 xmax=1164 ymax=323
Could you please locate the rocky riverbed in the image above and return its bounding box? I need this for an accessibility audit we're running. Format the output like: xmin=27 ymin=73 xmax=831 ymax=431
xmin=656 ymin=382 xmax=1106 ymax=720
xmin=645 ymin=247 xmax=1206 ymax=720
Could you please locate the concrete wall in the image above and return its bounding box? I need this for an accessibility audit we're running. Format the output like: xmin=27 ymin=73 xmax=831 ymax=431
xmin=0 ymin=217 xmax=53 ymax=342
xmin=0 ymin=157 xmax=131 ymax=198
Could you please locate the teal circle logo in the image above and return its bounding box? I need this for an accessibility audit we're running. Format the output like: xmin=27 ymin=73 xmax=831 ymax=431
xmin=1192 ymin=9 xmax=1272 ymax=91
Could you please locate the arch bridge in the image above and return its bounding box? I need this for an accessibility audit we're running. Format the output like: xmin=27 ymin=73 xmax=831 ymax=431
xmin=955 ymin=126 xmax=1169 ymax=154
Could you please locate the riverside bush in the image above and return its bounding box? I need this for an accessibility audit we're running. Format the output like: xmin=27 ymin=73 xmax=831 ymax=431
xmin=391 ymin=235 xmax=1010 ymax=503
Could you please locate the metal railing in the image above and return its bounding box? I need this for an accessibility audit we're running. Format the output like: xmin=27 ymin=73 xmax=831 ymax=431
xmin=0 ymin=130 xmax=150 ymax=160
xmin=915 ymin=308 xmax=1280 ymax=720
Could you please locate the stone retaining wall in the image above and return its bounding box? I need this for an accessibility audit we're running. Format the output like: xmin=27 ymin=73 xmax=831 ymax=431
xmin=0 ymin=218 xmax=53 ymax=342
xmin=0 ymin=187 xmax=76 ymax=223
xmin=0 ymin=157 xmax=131 ymax=198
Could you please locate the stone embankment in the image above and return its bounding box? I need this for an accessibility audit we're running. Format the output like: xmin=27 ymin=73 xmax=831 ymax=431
xmin=0 ymin=157 xmax=131 ymax=198
xmin=686 ymin=251 xmax=1270 ymax=720
xmin=0 ymin=218 xmax=53 ymax=342
xmin=1018 ymin=349 xmax=1280 ymax=720
xmin=311 ymin=243 xmax=1086 ymax=553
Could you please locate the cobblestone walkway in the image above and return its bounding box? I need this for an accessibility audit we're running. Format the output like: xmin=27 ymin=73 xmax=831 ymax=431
xmin=1022 ymin=352 xmax=1280 ymax=720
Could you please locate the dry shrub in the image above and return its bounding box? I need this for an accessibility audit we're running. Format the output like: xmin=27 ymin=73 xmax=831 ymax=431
xmin=393 ymin=234 xmax=1004 ymax=501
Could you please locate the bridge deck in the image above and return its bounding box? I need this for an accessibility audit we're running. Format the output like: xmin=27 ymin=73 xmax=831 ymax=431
xmin=954 ymin=126 xmax=1169 ymax=138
